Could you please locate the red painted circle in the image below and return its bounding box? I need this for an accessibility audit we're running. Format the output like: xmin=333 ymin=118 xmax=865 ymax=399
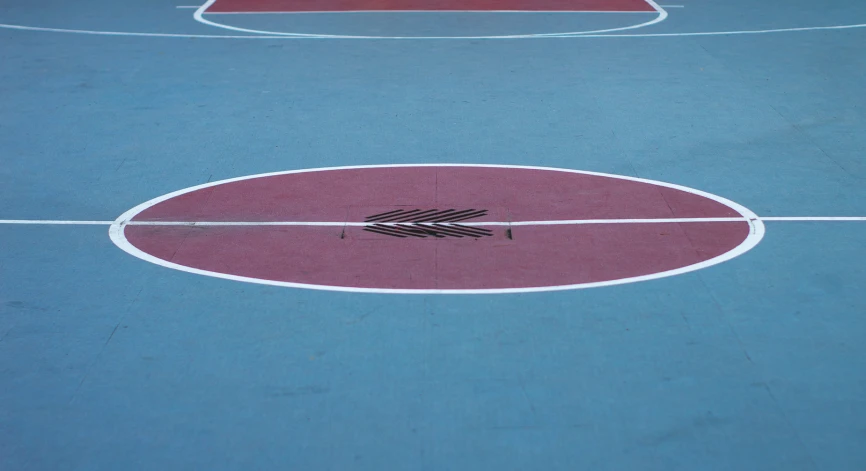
xmin=118 ymin=165 xmax=754 ymax=292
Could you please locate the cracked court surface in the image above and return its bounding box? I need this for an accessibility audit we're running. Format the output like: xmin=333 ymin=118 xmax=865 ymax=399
xmin=2 ymin=0 xmax=866 ymax=470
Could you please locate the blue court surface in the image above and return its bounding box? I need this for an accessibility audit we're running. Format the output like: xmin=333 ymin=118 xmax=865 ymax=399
xmin=2 ymin=0 xmax=866 ymax=469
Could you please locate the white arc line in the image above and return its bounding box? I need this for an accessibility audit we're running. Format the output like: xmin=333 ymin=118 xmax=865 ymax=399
xmin=3 ymin=21 xmax=866 ymax=40
xmin=191 ymin=0 xmax=668 ymax=39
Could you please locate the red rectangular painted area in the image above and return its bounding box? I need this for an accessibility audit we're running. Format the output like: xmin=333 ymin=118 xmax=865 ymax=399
xmin=205 ymin=0 xmax=655 ymax=13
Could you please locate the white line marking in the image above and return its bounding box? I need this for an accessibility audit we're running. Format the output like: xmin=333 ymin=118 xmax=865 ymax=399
xmin=506 ymin=217 xmax=742 ymax=225
xmin=0 ymin=23 xmax=283 ymax=38
xmin=4 ymin=216 xmax=865 ymax=226
xmin=191 ymin=0 xmax=668 ymax=38
xmin=760 ymin=217 xmax=866 ymax=222
xmin=105 ymin=163 xmax=765 ymax=294
xmin=203 ymin=10 xmax=659 ymax=14
xmin=0 ymin=220 xmax=114 ymax=225
xmin=117 ymin=217 xmax=748 ymax=226
xmin=3 ymin=20 xmax=866 ymax=40
xmin=575 ymin=23 xmax=866 ymax=38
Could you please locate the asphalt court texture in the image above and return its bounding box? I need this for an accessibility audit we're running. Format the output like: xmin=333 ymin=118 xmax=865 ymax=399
xmin=2 ymin=0 xmax=866 ymax=470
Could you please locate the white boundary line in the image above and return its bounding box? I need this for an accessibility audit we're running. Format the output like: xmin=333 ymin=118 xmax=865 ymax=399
xmin=0 ymin=220 xmax=114 ymax=225
xmin=0 ymin=217 xmax=750 ymax=227
xmin=0 ymin=23 xmax=284 ymax=39
xmin=202 ymin=10 xmax=659 ymax=15
xmin=3 ymin=216 xmax=865 ymax=226
xmin=124 ymin=217 xmax=749 ymax=226
xmin=3 ymin=20 xmax=866 ymax=39
xmin=760 ymin=217 xmax=866 ymax=222
xmin=191 ymin=0 xmax=668 ymax=39
xmin=105 ymin=163 xmax=766 ymax=294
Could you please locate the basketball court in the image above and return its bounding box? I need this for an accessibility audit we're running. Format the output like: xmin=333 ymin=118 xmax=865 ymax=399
xmin=2 ymin=0 xmax=866 ymax=469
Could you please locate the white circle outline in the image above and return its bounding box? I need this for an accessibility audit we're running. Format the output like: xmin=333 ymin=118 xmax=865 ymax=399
xmin=109 ymin=163 xmax=766 ymax=294
xmin=191 ymin=0 xmax=668 ymax=39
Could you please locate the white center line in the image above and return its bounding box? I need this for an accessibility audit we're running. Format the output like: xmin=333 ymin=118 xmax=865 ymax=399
xmin=2 ymin=216 xmax=865 ymax=226
xmin=121 ymin=217 xmax=747 ymax=227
